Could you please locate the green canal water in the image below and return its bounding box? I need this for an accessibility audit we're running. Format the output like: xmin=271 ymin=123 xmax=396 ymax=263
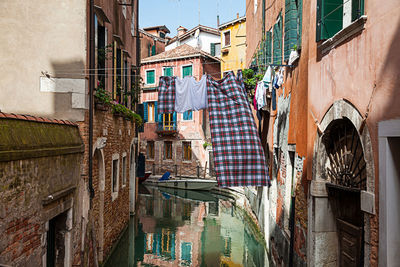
xmin=105 ymin=185 xmax=269 ymax=267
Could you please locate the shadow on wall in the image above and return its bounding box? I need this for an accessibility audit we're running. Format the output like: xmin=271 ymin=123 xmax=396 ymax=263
xmin=46 ymin=60 xmax=87 ymax=121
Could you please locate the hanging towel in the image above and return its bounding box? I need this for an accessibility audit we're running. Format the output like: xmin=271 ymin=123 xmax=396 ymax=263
xmin=190 ymin=75 xmax=208 ymax=111
xmin=158 ymin=76 xmax=176 ymax=114
xmin=206 ymin=70 xmax=269 ymax=187
xmin=277 ymin=68 xmax=284 ymax=87
xmin=255 ymin=81 xmax=266 ymax=110
xmin=263 ymin=66 xmax=273 ymax=85
xmin=175 ymin=76 xmax=194 ymax=113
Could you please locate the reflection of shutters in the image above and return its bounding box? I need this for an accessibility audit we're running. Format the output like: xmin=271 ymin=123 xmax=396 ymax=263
xmin=210 ymin=43 xmax=216 ymax=56
xmin=316 ymin=0 xmax=343 ymax=41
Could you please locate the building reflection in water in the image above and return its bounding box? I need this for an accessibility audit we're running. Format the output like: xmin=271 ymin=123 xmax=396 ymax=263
xmin=105 ymin=185 xmax=267 ymax=267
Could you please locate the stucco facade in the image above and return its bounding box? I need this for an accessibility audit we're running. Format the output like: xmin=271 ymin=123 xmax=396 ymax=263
xmin=246 ymin=0 xmax=400 ymax=266
xmin=219 ymin=16 xmax=246 ymax=77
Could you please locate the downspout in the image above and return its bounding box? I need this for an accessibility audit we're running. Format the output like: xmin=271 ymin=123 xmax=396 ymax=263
xmin=88 ymin=0 xmax=95 ymax=203
xmin=262 ymin=0 xmax=266 ymax=36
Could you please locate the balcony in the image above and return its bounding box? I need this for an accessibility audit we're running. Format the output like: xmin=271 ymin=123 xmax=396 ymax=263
xmin=156 ymin=121 xmax=177 ymax=136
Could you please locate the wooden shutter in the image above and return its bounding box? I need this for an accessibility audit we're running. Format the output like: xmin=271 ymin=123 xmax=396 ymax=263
xmin=284 ymin=0 xmax=298 ymax=61
xmin=183 ymin=111 xmax=187 ymax=120
xmin=173 ymin=112 xmax=177 ymax=129
xmin=164 ymin=67 xmax=172 ymax=77
xmin=273 ymin=14 xmax=283 ymax=64
xmin=182 ymin=66 xmax=192 ymax=77
xmin=317 ymin=0 xmax=343 ymax=41
xmin=148 ymin=44 xmax=151 ymax=57
xmin=143 ymin=102 xmax=148 ymax=122
xmin=146 ymin=70 xmax=155 ymax=84
xmin=297 ymin=0 xmax=303 ymax=47
xmin=266 ymin=31 xmax=272 ymax=64
xmin=352 ymin=0 xmax=364 ymax=22
xmin=210 ymin=43 xmax=216 ymax=56
xmin=151 ymin=44 xmax=156 ymax=56
xmin=154 ymin=102 xmax=158 ymax=122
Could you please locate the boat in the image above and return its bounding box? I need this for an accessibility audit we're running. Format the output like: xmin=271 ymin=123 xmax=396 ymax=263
xmin=144 ymin=177 xmax=217 ymax=191
xmin=157 ymin=186 xmax=219 ymax=202
xmin=138 ymin=171 xmax=152 ymax=184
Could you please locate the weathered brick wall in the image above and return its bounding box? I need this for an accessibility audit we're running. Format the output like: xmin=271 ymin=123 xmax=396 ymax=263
xmin=0 ymin=154 xmax=82 ymax=266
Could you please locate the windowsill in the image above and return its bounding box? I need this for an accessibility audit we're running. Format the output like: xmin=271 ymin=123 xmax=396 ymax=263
xmin=182 ymin=160 xmax=192 ymax=163
xmin=319 ymin=15 xmax=367 ymax=56
xmin=111 ymin=191 xmax=118 ymax=201
xmin=143 ymin=86 xmax=157 ymax=91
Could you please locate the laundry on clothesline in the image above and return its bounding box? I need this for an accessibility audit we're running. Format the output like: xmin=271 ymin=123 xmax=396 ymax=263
xmin=255 ymin=81 xmax=267 ymax=110
xmin=157 ymin=70 xmax=270 ymax=187
xmin=207 ymin=70 xmax=269 ymax=187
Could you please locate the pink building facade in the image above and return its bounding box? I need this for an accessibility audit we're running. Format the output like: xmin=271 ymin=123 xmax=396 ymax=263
xmin=140 ymin=44 xmax=220 ymax=177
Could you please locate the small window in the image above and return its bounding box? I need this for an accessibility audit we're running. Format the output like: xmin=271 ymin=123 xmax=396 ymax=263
xmin=112 ymin=158 xmax=119 ymax=193
xmin=164 ymin=141 xmax=173 ymax=160
xmin=163 ymin=67 xmax=173 ymax=77
xmin=181 ymin=242 xmax=192 ymax=265
xmin=147 ymin=141 xmax=155 ymax=159
xmin=183 ymin=111 xmax=192 ymax=121
xmin=182 ymin=65 xmax=192 ymax=78
xmin=223 ymin=31 xmax=231 ymax=47
xmin=159 ymin=32 xmax=166 ymax=39
xmin=122 ymin=154 xmax=127 ymax=187
xmin=183 ymin=141 xmax=192 ymax=161
xmin=146 ymin=70 xmax=155 ymax=85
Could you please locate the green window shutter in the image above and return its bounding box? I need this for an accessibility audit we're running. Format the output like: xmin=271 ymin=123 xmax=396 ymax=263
xmin=182 ymin=66 xmax=192 ymax=77
xmin=143 ymin=102 xmax=148 ymax=122
xmin=352 ymin=0 xmax=364 ymax=22
xmin=183 ymin=111 xmax=192 ymax=120
xmin=164 ymin=67 xmax=172 ymax=77
xmin=210 ymin=43 xmax=216 ymax=56
xmin=151 ymin=44 xmax=156 ymax=56
xmin=273 ymin=13 xmax=283 ymax=64
xmin=154 ymin=102 xmax=158 ymax=122
xmin=146 ymin=70 xmax=155 ymax=84
xmin=284 ymin=0 xmax=298 ymax=61
xmin=317 ymin=0 xmax=343 ymax=41
xmin=148 ymin=44 xmax=151 ymax=57
xmin=266 ymin=31 xmax=272 ymax=64
xmin=183 ymin=111 xmax=187 ymax=120
xmin=297 ymin=0 xmax=303 ymax=47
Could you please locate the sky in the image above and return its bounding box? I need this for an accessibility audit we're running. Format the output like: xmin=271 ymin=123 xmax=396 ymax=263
xmin=140 ymin=0 xmax=246 ymax=37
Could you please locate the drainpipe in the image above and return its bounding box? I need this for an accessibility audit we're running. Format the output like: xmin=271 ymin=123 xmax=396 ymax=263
xmin=88 ymin=0 xmax=95 ymax=203
xmin=262 ymin=0 xmax=266 ymax=36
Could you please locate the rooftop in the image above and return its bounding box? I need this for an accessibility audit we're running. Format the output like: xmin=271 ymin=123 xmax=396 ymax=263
xmin=167 ymin=25 xmax=220 ymax=45
xmin=218 ymin=16 xmax=246 ymax=29
xmin=143 ymin=25 xmax=171 ymax=34
xmin=141 ymin=44 xmax=220 ymax=64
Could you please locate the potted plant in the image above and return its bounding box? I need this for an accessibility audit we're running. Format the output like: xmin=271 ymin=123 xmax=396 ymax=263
xmin=94 ymin=87 xmax=112 ymax=111
xmin=111 ymin=101 xmax=126 ymax=117
xmin=243 ymin=68 xmax=264 ymax=103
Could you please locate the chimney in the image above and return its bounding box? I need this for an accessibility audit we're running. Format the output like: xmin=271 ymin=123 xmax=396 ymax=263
xmin=177 ymin=26 xmax=187 ymax=37
xmin=237 ymin=13 xmax=239 ymax=19
xmin=217 ymin=15 xmax=220 ymax=26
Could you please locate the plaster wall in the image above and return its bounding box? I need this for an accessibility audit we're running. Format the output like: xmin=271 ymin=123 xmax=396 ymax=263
xmin=166 ymin=32 xmax=220 ymax=54
xmin=220 ymin=20 xmax=246 ymax=76
xmin=0 ymin=0 xmax=87 ymax=121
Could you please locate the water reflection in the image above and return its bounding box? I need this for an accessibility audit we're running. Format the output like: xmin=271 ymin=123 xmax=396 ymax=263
xmin=105 ymin=185 xmax=268 ymax=267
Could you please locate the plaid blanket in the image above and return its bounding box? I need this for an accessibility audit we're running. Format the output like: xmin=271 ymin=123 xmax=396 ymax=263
xmin=158 ymin=76 xmax=176 ymax=114
xmin=207 ymin=70 xmax=269 ymax=187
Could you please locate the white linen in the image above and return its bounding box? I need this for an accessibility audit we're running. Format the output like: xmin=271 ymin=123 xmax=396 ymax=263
xmin=175 ymin=75 xmax=207 ymax=112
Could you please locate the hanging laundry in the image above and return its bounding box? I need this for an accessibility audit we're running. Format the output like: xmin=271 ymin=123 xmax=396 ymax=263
xmin=207 ymin=70 xmax=269 ymax=187
xmin=277 ymin=68 xmax=284 ymax=87
xmin=263 ymin=66 xmax=273 ymax=85
xmin=272 ymin=86 xmax=277 ymax=111
xmin=253 ymin=82 xmax=258 ymax=110
xmin=255 ymin=81 xmax=267 ymax=110
xmin=158 ymin=76 xmax=176 ymax=114
xmin=190 ymin=75 xmax=208 ymax=111
xmin=175 ymin=76 xmax=194 ymax=113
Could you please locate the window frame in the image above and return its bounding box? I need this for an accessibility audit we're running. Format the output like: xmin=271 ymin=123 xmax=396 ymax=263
xmin=163 ymin=66 xmax=174 ymax=77
xmin=222 ymin=30 xmax=231 ymax=48
xmin=111 ymin=153 xmax=120 ymax=201
xmin=147 ymin=141 xmax=155 ymax=160
xmin=181 ymin=64 xmax=193 ymax=78
xmin=121 ymin=152 xmax=127 ymax=188
xmin=145 ymin=69 xmax=156 ymax=85
xmin=182 ymin=141 xmax=192 ymax=162
xmin=164 ymin=141 xmax=173 ymax=160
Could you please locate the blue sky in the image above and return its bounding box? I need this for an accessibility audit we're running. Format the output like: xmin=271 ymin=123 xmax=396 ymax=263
xmin=140 ymin=0 xmax=245 ymax=37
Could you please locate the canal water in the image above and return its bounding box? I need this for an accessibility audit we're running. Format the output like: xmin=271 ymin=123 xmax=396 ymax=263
xmin=105 ymin=185 xmax=269 ymax=267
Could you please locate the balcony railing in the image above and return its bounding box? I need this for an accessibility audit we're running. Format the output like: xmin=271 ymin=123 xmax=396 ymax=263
xmin=156 ymin=121 xmax=177 ymax=135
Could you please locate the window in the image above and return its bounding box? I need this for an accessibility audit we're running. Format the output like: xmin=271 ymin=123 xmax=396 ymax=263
xmin=146 ymin=69 xmax=155 ymax=85
xmin=164 ymin=141 xmax=173 ymax=160
xmin=161 ymin=113 xmax=176 ymax=131
xmin=316 ymin=0 xmax=364 ymax=41
xmin=116 ymin=48 xmax=122 ymax=101
xmin=151 ymin=43 xmax=156 ymax=56
xmin=182 ymin=65 xmax=192 ymax=78
xmin=223 ymin=30 xmax=231 ymax=47
xmin=143 ymin=101 xmax=157 ymax=123
xmin=96 ymin=17 xmax=107 ymax=90
xmin=163 ymin=67 xmax=173 ymax=77
xmin=159 ymin=32 xmax=166 ymax=39
xmin=183 ymin=110 xmax=192 ymax=120
xmin=284 ymin=0 xmax=303 ymax=61
xmin=273 ymin=13 xmax=283 ymax=64
xmin=123 ymin=56 xmax=128 ymax=106
xmin=183 ymin=141 xmax=192 ymax=161
xmin=181 ymin=242 xmax=192 ymax=265
xmin=215 ymin=43 xmax=221 ymax=56
xmin=122 ymin=153 xmax=127 ymax=187
xmin=111 ymin=154 xmax=119 ymax=200
xmin=265 ymin=30 xmax=273 ymax=64
xmin=147 ymin=141 xmax=155 ymax=159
